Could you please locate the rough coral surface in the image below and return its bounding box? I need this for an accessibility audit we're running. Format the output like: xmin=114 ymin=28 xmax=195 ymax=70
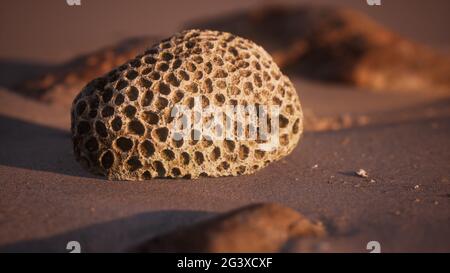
xmin=71 ymin=29 xmax=303 ymax=180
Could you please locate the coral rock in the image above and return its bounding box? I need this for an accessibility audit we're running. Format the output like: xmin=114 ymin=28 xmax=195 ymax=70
xmin=71 ymin=30 xmax=303 ymax=180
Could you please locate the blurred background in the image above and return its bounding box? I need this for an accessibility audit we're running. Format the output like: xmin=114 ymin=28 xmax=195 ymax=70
xmin=0 ymin=0 xmax=449 ymax=252
xmin=1 ymin=0 xmax=449 ymax=129
xmin=1 ymin=0 xmax=449 ymax=63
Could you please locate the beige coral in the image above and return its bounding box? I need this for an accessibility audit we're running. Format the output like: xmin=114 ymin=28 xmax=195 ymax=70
xmin=71 ymin=29 xmax=303 ymax=180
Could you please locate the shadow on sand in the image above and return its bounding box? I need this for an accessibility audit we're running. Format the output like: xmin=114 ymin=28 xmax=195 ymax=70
xmin=0 ymin=114 xmax=95 ymax=178
xmin=0 ymin=59 xmax=53 ymax=89
xmin=0 ymin=210 xmax=214 ymax=252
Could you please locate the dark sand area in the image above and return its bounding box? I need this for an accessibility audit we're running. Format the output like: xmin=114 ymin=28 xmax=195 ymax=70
xmin=0 ymin=0 xmax=449 ymax=252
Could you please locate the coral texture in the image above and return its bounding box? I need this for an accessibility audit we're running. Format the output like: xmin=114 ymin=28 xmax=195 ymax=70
xmin=71 ymin=29 xmax=302 ymax=180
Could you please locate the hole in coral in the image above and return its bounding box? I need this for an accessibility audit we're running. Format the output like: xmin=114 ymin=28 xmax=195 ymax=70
xmin=273 ymin=97 xmax=282 ymax=106
xmin=128 ymin=119 xmax=145 ymax=136
xmin=293 ymin=118 xmax=300 ymax=134
xmin=154 ymin=127 xmax=169 ymax=142
xmin=205 ymin=62 xmax=213 ymax=74
xmin=215 ymin=93 xmax=225 ymax=106
xmin=172 ymin=59 xmax=182 ymax=69
xmin=216 ymin=80 xmax=226 ymax=89
xmin=144 ymin=56 xmax=156 ymax=64
xmin=162 ymin=149 xmax=175 ymax=161
xmin=142 ymin=171 xmax=152 ymax=179
xmin=211 ymin=147 xmax=221 ymax=161
xmin=224 ymin=140 xmax=235 ymax=152
xmin=193 ymin=55 xmax=203 ymax=64
xmin=145 ymin=48 xmax=158 ymax=55
xmin=77 ymin=121 xmax=90 ymax=135
xmin=124 ymin=105 xmax=137 ymax=118
xmin=126 ymin=70 xmax=138 ymax=80
xmin=114 ymin=93 xmax=125 ymax=106
xmin=85 ymin=137 xmax=99 ymax=152
xmin=279 ymin=115 xmax=289 ymax=128
xmin=203 ymin=78 xmax=213 ymax=93
xmin=127 ymin=86 xmax=139 ymax=101
xmin=116 ymin=137 xmax=133 ymax=152
xmin=127 ymin=156 xmax=142 ymax=172
xmin=214 ymin=69 xmax=228 ymax=78
xmin=95 ymin=121 xmax=108 ymax=138
xmin=153 ymin=161 xmax=166 ymax=177
xmin=161 ymin=52 xmax=173 ymax=61
xmin=141 ymin=90 xmax=154 ymax=107
xmin=254 ymin=74 xmax=262 ymax=88
xmin=280 ymin=134 xmax=289 ymax=146
xmin=150 ymin=71 xmax=160 ymax=80
xmin=194 ymin=71 xmax=203 ymax=80
xmin=186 ymin=83 xmax=198 ymax=93
xmin=101 ymin=150 xmax=114 ymax=169
xmin=228 ymin=47 xmax=238 ymax=57
xmin=243 ymin=82 xmax=253 ymax=94
xmin=143 ymin=111 xmax=159 ymax=125
xmin=181 ymin=152 xmax=190 ymax=165
xmin=236 ymin=165 xmax=246 ymax=175
xmin=239 ymin=145 xmax=249 ymax=160
xmin=130 ymin=59 xmax=141 ymax=68
xmin=254 ymin=150 xmax=266 ymax=159
xmin=157 ymin=62 xmax=169 ymax=72
xmin=221 ymin=161 xmax=230 ymax=170
xmin=111 ymin=117 xmax=122 ymax=131
xmin=185 ymin=41 xmax=195 ymax=49
xmin=165 ymin=73 xmax=180 ymax=87
xmin=101 ymin=106 xmax=114 ymax=118
xmin=76 ymin=101 xmax=87 ymax=115
xmin=171 ymin=168 xmax=181 ymax=177
xmin=102 ymin=88 xmax=113 ymax=103
xmin=201 ymin=95 xmax=210 ymax=108
xmin=178 ymin=70 xmax=189 ymax=81
xmin=186 ymin=62 xmax=196 ymax=72
xmin=140 ymin=140 xmax=155 ymax=157
xmin=139 ymin=77 xmax=152 ymax=88
xmin=194 ymin=151 xmax=204 ymax=165
xmin=173 ymin=137 xmax=184 ymax=148
xmin=173 ymin=90 xmax=184 ymax=103
xmin=156 ymin=82 xmax=171 ymax=95
xmin=116 ymin=79 xmax=128 ymax=90
xmin=155 ymin=97 xmax=169 ymax=110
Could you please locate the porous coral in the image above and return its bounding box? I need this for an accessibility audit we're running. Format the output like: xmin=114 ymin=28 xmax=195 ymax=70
xmin=71 ymin=29 xmax=303 ymax=180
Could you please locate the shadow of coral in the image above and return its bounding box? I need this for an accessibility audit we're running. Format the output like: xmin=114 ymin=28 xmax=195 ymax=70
xmin=0 ymin=114 xmax=95 ymax=178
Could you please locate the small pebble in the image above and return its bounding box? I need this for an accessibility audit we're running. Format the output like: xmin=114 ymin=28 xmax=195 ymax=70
xmin=355 ymin=169 xmax=369 ymax=178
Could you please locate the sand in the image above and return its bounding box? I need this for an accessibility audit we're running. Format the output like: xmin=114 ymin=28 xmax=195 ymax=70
xmin=0 ymin=0 xmax=449 ymax=252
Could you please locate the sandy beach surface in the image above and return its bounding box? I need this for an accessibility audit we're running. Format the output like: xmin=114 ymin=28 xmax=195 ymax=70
xmin=0 ymin=0 xmax=449 ymax=252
